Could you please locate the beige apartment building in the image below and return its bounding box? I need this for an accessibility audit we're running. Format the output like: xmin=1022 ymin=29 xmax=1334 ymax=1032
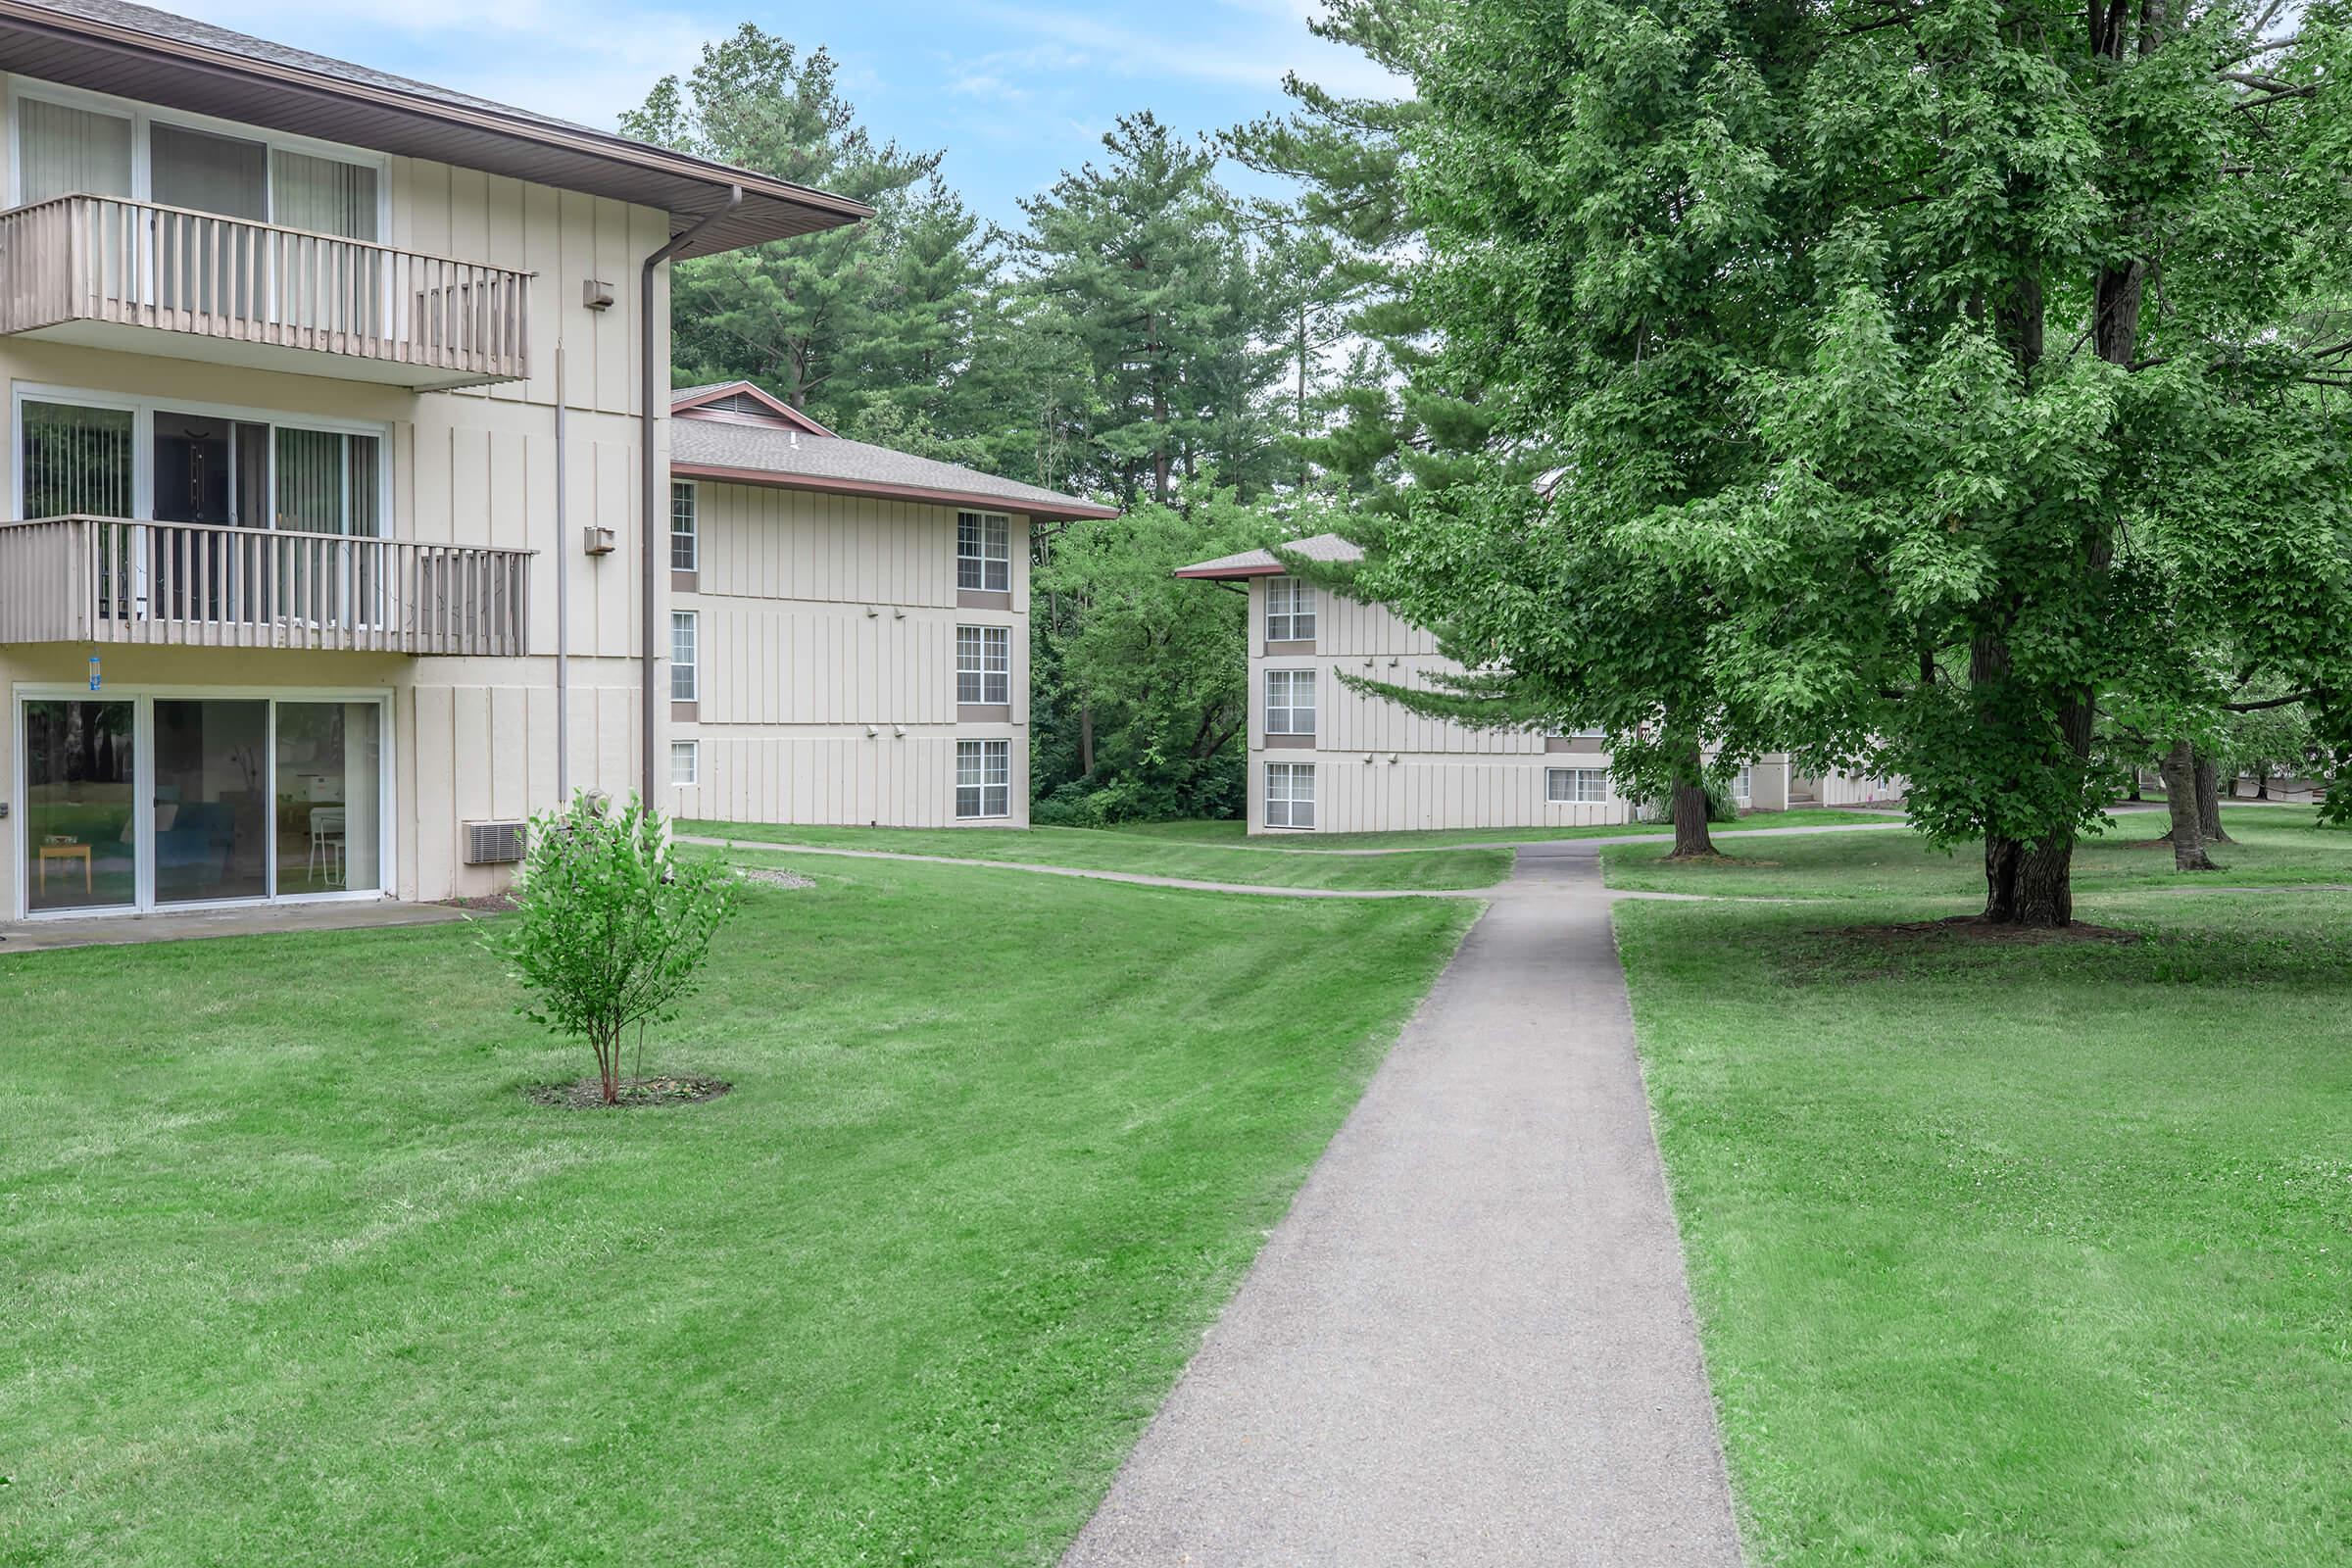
xmin=663 ymin=383 xmax=1115 ymax=829
xmin=1178 ymin=535 xmax=1902 ymax=835
xmin=0 ymin=0 xmax=865 ymax=921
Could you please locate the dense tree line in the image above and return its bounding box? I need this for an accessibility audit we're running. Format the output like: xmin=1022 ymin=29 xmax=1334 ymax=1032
xmin=629 ymin=8 xmax=2352 ymax=877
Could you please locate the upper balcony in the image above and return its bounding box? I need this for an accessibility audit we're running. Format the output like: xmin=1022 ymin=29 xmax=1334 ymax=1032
xmin=0 ymin=195 xmax=531 ymax=390
xmin=0 ymin=514 xmax=530 ymax=658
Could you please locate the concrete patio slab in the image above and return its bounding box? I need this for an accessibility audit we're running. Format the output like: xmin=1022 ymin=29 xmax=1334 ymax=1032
xmin=0 ymin=900 xmax=467 ymax=956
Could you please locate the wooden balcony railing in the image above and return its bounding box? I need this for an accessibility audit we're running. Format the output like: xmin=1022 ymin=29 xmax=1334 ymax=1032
xmin=0 ymin=194 xmax=531 ymax=385
xmin=0 ymin=516 xmax=531 ymax=657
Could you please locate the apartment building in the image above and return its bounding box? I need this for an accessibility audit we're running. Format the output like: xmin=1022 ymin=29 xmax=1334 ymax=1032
xmin=1178 ymin=534 xmax=1902 ymax=835
xmin=663 ymin=382 xmax=1116 ymax=829
xmin=0 ymin=0 xmax=864 ymax=921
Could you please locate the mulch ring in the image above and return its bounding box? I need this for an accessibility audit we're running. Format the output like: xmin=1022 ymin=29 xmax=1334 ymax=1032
xmin=1825 ymin=914 xmax=2143 ymax=948
xmin=526 ymin=1074 xmax=734 ymax=1110
xmin=740 ymin=867 xmax=816 ymax=890
xmin=441 ymin=893 xmax=520 ymax=912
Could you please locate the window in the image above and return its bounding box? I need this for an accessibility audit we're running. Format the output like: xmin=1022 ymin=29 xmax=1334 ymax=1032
xmin=15 ymin=88 xmax=381 ymax=239
xmin=956 ymin=739 xmax=1010 ymax=819
xmin=1547 ymin=767 xmax=1608 ymax=804
xmin=670 ymin=481 xmax=698 ymax=571
xmin=17 ymin=391 xmax=385 ymax=531
xmin=1265 ymin=575 xmax=1316 ymax=642
xmin=670 ymin=612 xmax=698 ymax=702
xmin=1733 ymin=764 xmax=1752 ymax=804
xmin=957 ymin=511 xmax=1010 ymax=592
xmin=1265 ymin=761 xmax=1316 ymax=828
xmin=956 ymin=625 xmax=1011 ymax=706
xmin=1265 ymin=669 xmax=1316 ymax=736
xmin=670 ymin=740 xmax=700 ymax=787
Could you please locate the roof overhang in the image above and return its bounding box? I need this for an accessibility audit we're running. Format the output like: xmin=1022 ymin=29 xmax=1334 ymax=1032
xmin=1174 ymin=560 xmax=1286 ymax=580
xmin=672 ymin=462 xmax=1123 ymax=523
xmin=0 ymin=2 xmax=870 ymax=255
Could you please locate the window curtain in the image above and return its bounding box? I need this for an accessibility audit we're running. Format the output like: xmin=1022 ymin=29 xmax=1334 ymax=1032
xmin=270 ymin=151 xmax=377 ymax=240
xmin=22 ymin=402 xmax=134 ymax=518
xmin=18 ymin=100 xmax=132 ymax=203
xmin=149 ymin=124 xmax=268 ymax=219
xmin=275 ymin=427 xmax=338 ymax=533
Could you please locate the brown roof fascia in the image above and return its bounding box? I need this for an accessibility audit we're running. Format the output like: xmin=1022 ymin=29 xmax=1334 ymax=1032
xmin=1174 ymin=562 xmax=1287 ymax=580
xmin=0 ymin=1 xmax=871 ymax=245
xmin=672 ymin=461 xmax=1122 ymax=523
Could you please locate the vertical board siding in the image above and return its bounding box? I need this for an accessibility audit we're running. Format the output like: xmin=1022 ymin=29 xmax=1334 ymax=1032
xmin=1244 ymin=580 xmax=1628 ymax=836
xmin=668 ymin=481 xmax=1029 ymax=829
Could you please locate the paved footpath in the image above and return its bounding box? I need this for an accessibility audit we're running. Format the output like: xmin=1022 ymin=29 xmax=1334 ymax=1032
xmin=1061 ymin=841 xmax=1744 ymax=1568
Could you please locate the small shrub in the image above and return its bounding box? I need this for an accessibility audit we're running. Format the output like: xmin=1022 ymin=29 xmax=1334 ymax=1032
xmin=491 ymin=793 xmax=737 ymax=1104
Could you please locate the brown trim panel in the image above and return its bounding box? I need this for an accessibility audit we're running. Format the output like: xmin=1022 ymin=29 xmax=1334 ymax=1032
xmin=1263 ymin=733 xmax=1316 ymax=750
xmin=1263 ymin=639 xmax=1316 ymax=658
xmin=957 ymin=589 xmax=1014 ymax=612
xmin=671 ymin=701 xmax=699 ymax=723
xmin=956 ymin=704 xmax=1013 ymax=723
xmin=672 ymin=461 xmax=1118 ymax=521
xmin=671 ymin=569 xmax=698 ymax=593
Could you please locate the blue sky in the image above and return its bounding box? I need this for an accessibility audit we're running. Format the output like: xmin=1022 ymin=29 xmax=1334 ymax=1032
xmin=169 ymin=1 xmax=1405 ymax=228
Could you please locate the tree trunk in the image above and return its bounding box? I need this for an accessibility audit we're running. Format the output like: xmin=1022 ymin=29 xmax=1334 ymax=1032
xmin=2256 ymin=772 xmax=2270 ymax=800
xmin=1079 ymin=702 xmax=1096 ymax=778
xmin=2161 ymin=741 xmax=2216 ymax=870
xmin=2194 ymin=751 xmax=2233 ymax=843
xmin=1670 ymin=774 xmax=1716 ymax=858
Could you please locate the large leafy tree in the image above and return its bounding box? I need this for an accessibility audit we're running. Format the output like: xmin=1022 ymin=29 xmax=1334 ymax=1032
xmin=1353 ymin=0 xmax=1809 ymax=857
xmin=1390 ymin=0 xmax=2352 ymax=920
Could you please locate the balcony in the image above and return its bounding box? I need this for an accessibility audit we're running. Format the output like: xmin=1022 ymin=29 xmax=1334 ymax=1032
xmin=0 ymin=195 xmax=530 ymax=389
xmin=0 ymin=516 xmax=531 ymax=657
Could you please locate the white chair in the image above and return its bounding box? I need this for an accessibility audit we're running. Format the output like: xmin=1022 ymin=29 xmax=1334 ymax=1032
xmin=309 ymin=807 xmax=346 ymax=887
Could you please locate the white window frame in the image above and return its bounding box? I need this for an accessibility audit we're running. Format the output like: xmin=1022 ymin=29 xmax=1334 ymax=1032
xmin=11 ymin=381 xmax=392 ymax=526
xmin=956 ymin=624 xmax=1011 ymax=706
xmin=1264 ymin=668 xmax=1316 ymax=736
xmin=956 ymin=738 xmax=1011 ymax=820
xmin=669 ymin=481 xmax=698 ymax=572
xmin=957 ymin=511 xmax=1011 ymax=593
xmin=1733 ymin=764 xmax=1752 ymax=804
xmin=1547 ymin=766 xmax=1609 ymax=805
xmin=670 ymin=739 xmax=700 ymax=787
xmin=7 ymin=78 xmax=391 ymax=232
xmin=1265 ymin=575 xmax=1316 ymax=642
xmin=11 ymin=682 xmax=396 ymax=920
xmin=1264 ymin=761 xmax=1316 ymax=828
xmin=670 ymin=611 xmax=698 ymax=703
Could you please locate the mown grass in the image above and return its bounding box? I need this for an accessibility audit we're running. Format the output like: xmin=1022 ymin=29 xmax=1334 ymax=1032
xmin=0 ymin=859 xmax=1474 ymax=1566
xmin=679 ymin=818 xmax=1512 ymax=891
xmin=1618 ymin=872 xmax=2352 ymax=1565
xmin=1109 ymin=806 xmax=1901 ymax=851
xmin=1603 ymin=806 xmax=2346 ymax=901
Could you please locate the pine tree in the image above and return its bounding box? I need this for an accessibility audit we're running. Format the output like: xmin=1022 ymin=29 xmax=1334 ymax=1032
xmin=1013 ymin=113 xmax=1284 ymax=505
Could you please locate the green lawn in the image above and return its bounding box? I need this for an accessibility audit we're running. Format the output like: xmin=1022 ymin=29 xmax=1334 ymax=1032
xmin=0 ymin=860 xmax=1474 ymax=1567
xmin=1603 ymin=806 xmax=2348 ymax=901
xmin=1617 ymin=871 xmax=2352 ymax=1563
xmin=1108 ymin=806 xmax=1902 ymax=852
xmin=680 ymin=818 xmax=1511 ymax=891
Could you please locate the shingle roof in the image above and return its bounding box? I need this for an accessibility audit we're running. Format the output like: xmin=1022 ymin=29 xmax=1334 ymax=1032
xmin=670 ymin=417 xmax=1120 ymax=523
xmin=1175 ymin=533 xmax=1364 ymax=579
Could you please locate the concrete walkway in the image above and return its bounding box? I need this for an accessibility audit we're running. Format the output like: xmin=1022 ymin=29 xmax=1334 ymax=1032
xmin=0 ymin=900 xmax=466 ymax=956
xmin=1062 ymin=842 xmax=1743 ymax=1568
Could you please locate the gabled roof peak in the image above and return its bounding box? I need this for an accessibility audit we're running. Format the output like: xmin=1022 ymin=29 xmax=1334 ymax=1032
xmin=672 ymin=380 xmax=837 ymax=437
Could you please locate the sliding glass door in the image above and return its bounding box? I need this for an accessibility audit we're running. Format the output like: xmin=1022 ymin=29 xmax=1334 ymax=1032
xmin=16 ymin=693 xmax=389 ymax=916
xmin=23 ymin=701 xmax=136 ymax=914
